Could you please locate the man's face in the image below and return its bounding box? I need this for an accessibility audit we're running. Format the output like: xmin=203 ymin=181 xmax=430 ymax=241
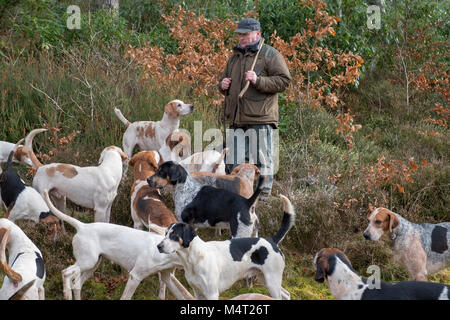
xmin=238 ymin=30 xmax=261 ymax=48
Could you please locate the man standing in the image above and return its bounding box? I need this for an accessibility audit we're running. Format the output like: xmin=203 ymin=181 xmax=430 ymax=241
xmin=219 ymin=18 xmax=291 ymax=198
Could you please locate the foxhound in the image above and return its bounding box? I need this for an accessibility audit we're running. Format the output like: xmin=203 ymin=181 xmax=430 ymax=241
xmin=314 ymin=248 xmax=449 ymax=300
xmin=0 ymin=219 xmax=46 ymax=300
xmin=128 ymin=150 xmax=177 ymax=231
xmin=114 ymin=99 xmax=194 ymax=172
xmin=147 ymin=161 xmax=263 ymax=238
xmin=157 ymin=195 xmax=295 ymax=300
xmin=191 ymin=163 xmax=261 ymax=199
xmin=0 ymin=150 xmax=59 ymax=227
xmin=0 ymin=140 xmax=33 ymax=169
xmin=43 ymin=190 xmax=192 ymax=300
xmin=25 ymin=128 xmax=127 ymax=223
xmin=364 ymin=206 xmax=449 ymax=281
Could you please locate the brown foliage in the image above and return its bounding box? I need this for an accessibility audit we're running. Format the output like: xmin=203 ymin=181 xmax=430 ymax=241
xmin=126 ymin=6 xmax=237 ymax=107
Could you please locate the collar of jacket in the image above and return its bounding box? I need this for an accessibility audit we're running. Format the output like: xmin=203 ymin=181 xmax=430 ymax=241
xmin=233 ymin=38 xmax=262 ymax=54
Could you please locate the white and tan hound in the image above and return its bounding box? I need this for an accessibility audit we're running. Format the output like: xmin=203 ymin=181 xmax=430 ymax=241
xmin=128 ymin=150 xmax=177 ymax=231
xmin=43 ymin=190 xmax=192 ymax=300
xmin=314 ymin=248 xmax=449 ymax=300
xmin=114 ymin=99 xmax=193 ymax=172
xmin=156 ymin=194 xmax=295 ymax=300
xmin=364 ymin=206 xmax=450 ymax=281
xmin=25 ymin=128 xmax=127 ymax=223
xmin=0 ymin=219 xmax=46 ymax=300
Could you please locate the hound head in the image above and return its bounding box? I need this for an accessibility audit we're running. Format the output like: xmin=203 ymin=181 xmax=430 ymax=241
xmin=231 ymin=163 xmax=261 ymax=182
xmin=313 ymin=248 xmax=353 ymax=283
xmin=0 ymin=221 xmax=23 ymax=284
xmin=99 ymin=146 xmax=128 ymax=165
xmin=147 ymin=161 xmax=187 ymax=189
xmin=164 ymin=100 xmax=194 ymax=119
xmin=363 ymin=206 xmax=400 ymax=241
xmin=39 ymin=211 xmax=62 ymax=239
xmin=129 ymin=151 xmax=160 ymax=178
xmin=157 ymin=222 xmax=197 ymax=254
xmin=13 ymin=146 xmax=33 ymax=167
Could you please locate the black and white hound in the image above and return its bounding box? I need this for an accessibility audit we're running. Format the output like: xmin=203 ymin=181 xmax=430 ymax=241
xmin=147 ymin=161 xmax=263 ymax=238
xmin=0 ymin=151 xmax=60 ymax=227
xmin=156 ymin=194 xmax=295 ymax=300
xmin=0 ymin=219 xmax=46 ymax=300
xmin=314 ymin=248 xmax=450 ymax=300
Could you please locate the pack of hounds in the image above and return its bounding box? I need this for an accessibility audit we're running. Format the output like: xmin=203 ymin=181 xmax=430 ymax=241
xmin=0 ymin=99 xmax=448 ymax=300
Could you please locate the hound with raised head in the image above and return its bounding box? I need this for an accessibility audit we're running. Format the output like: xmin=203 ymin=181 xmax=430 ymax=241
xmin=363 ymin=206 xmax=450 ymax=281
xmin=0 ymin=218 xmax=46 ymax=300
xmin=129 ymin=150 xmax=177 ymax=231
xmin=25 ymin=128 xmax=127 ymax=223
xmin=0 ymin=150 xmax=59 ymax=228
xmin=314 ymin=248 xmax=450 ymax=300
xmin=147 ymin=161 xmax=263 ymax=238
xmin=157 ymin=195 xmax=295 ymax=300
xmin=43 ymin=190 xmax=192 ymax=300
xmin=114 ymin=100 xmax=194 ymax=170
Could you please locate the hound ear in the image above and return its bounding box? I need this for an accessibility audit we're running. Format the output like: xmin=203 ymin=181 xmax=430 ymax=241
xmin=181 ymin=224 xmax=196 ymax=248
xmin=168 ymin=163 xmax=187 ymax=184
xmin=119 ymin=150 xmax=128 ymax=163
xmin=314 ymin=254 xmax=326 ymax=283
xmin=98 ymin=149 xmax=106 ymax=165
xmin=164 ymin=101 xmax=179 ymax=118
xmin=128 ymin=153 xmax=138 ymax=167
xmin=388 ymin=211 xmax=400 ymax=233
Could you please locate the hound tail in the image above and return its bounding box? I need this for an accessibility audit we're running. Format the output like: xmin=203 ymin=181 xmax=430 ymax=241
xmin=43 ymin=189 xmax=83 ymax=231
xmin=271 ymin=195 xmax=296 ymax=245
xmin=114 ymin=108 xmax=131 ymax=127
xmin=5 ymin=138 xmax=24 ymax=171
xmin=246 ymin=175 xmax=265 ymax=208
xmin=25 ymin=128 xmax=47 ymax=169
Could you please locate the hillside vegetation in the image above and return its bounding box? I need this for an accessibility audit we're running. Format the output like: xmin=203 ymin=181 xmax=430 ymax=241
xmin=0 ymin=0 xmax=448 ymax=299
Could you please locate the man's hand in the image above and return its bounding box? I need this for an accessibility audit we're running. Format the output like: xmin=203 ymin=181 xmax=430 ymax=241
xmin=245 ymin=71 xmax=257 ymax=84
xmin=221 ymin=78 xmax=232 ymax=91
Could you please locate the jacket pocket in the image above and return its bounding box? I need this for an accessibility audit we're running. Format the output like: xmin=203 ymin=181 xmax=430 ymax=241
xmin=244 ymin=85 xmax=268 ymax=102
xmin=242 ymin=94 xmax=269 ymax=117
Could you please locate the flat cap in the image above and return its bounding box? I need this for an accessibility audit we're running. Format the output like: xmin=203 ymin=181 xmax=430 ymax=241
xmin=234 ymin=18 xmax=260 ymax=34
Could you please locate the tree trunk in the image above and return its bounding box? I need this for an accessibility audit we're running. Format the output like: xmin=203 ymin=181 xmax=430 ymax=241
xmin=95 ymin=0 xmax=119 ymax=16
